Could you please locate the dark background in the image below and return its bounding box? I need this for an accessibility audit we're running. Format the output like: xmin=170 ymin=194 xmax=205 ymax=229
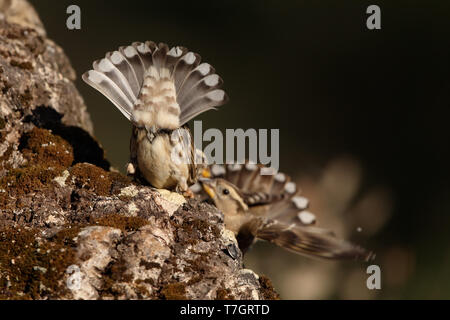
xmin=30 ymin=0 xmax=450 ymax=299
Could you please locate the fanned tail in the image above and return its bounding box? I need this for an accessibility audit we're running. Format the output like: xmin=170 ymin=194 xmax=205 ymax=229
xmin=83 ymin=41 xmax=228 ymax=128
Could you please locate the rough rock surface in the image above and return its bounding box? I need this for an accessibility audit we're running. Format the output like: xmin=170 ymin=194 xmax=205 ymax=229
xmin=0 ymin=1 xmax=279 ymax=300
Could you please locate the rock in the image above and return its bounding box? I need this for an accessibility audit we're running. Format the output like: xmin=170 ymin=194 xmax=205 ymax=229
xmin=0 ymin=0 xmax=279 ymax=300
xmin=0 ymin=0 xmax=46 ymax=37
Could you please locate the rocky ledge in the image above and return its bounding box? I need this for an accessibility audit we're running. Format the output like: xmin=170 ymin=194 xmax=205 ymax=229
xmin=0 ymin=0 xmax=278 ymax=300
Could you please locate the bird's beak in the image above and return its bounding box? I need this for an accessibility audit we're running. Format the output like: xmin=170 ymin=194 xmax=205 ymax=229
xmin=201 ymin=168 xmax=212 ymax=179
xmin=199 ymin=178 xmax=216 ymax=199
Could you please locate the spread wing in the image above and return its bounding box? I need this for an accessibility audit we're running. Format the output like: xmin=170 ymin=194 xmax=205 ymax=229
xmin=253 ymin=219 xmax=374 ymax=261
xmin=193 ymin=163 xmax=374 ymax=261
xmin=201 ymin=163 xmax=315 ymax=226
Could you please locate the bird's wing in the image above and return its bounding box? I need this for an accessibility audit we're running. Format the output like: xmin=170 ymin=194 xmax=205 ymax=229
xmin=168 ymin=125 xmax=198 ymax=184
xmin=194 ymin=163 xmax=374 ymax=260
xmin=253 ymin=219 xmax=374 ymax=261
xmin=206 ymin=163 xmax=312 ymax=225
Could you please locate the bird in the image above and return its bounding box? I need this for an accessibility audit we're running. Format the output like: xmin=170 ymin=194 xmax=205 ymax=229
xmin=193 ymin=163 xmax=374 ymax=261
xmin=82 ymin=41 xmax=228 ymax=193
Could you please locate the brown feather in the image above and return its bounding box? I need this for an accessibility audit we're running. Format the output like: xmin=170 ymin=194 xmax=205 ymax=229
xmin=256 ymin=220 xmax=374 ymax=261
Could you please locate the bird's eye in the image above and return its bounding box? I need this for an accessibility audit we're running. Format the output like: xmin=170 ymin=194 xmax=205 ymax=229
xmin=222 ymin=189 xmax=230 ymax=195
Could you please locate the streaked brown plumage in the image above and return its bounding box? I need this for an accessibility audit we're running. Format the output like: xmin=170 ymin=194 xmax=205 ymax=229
xmin=195 ymin=163 xmax=374 ymax=261
xmin=83 ymin=41 xmax=228 ymax=192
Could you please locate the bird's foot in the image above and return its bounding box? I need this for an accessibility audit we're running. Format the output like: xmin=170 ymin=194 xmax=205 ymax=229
xmin=182 ymin=189 xmax=195 ymax=199
xmin=126 ymin=162 xmax=136 ymax=176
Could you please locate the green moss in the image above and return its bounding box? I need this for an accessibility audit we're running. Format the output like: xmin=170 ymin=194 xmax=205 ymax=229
xmin=1 ymin=78 xmax=11 ymax=94
xmin=100 ymin=258 xmax=133 ymax=297
xmin=258 ymin=275 xmax=280 ymax=300
xmin=69 ymin=164 xmax=133 ymax=197
xmin=109 ymin=171 xmax=133 ymax=196
xmin=10 ymin=59 xmax=33 ymax=70
xmin=186 ymin=275 xmax=201 ymax=285
xmin=136 ymin=278 xmax=155 ymax=285
xmin=216 ymin=288 xmax=235 ymax=300
xmin=0 ymin=166 xmax=62 ymax=197
xmin=139 ymin=260 xmax=160 ymax=270
xmin=0 ymin=207 xmax=159 ymax=299
xmin=0 ymin=128 xmax=75 ymax=209
xmin=135 ymin=284 xmax=150 ymax=298
xmin=0 ymin=146 xmax=13 ymax=164
xmin=183 ymin=252 xmax=210 ymax=275
xmin=176 ymin=218 xmax=221 ymax=245
xmin=0 ymin=227 xmax=79 ymax=300
xmin=20 ymin=127 xmax=74 ymax=168
xmin=69 ymin=163 xmax=112 ymax=196
xmin=3 ymin=123 xmax=131 ymax=205
xmin=19 ymin=88 xmax=33 ymax=107
xmin=91 ymin=214 xmax=149 ymax=233
xmin=14 ymin=128 xmax=131 ymax=199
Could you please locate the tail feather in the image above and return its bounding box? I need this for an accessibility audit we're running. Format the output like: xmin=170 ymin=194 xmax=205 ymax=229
xmin=211 ymin=163 xmax=296 ymax=199
xmin=177 ymin=63 xmax=216 ymax=103
xmin=83 ymin=41 xmax=228 ymax=128
xmin=180 ymin=89 xmax=228 ymax=125
xmin=119 ymin=45 xmax=146 ymax=87
xmin=166 ymin=45 xmax=188 ymax=74
xmin=105 ymin=50 xmax=140 ymax=98
xmin=224 ymin=164 xmax=242 ymax=186
xmin=82 ymin=70 xmax=133 ymax=120
xmin=151 ymin=42 xmax=169 ymax=71
xmin=92 ymin=58 xmax=136 ymax=102
xmin=236 ymin=163 xmax=260 ymax=191
xmin=173 ymin=51 xmax=202 ymax=92
xmin=270 ymin=172 xmax=291 ymax=195
xmin=132 ymin=41 xmax=154 ymax=70
xmin=178 ymin=74 xmax=223 ymax=107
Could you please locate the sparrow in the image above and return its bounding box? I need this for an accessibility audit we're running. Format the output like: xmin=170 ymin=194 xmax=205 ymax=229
xmin=194 ymin=163 xmax=374 ymax=261
xmin=82 ymin=41 xmax=228 ymax=193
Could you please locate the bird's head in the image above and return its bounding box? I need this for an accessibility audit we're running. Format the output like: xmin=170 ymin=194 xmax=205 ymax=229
xmin=200 ymin=178 xmax=248 ymax=214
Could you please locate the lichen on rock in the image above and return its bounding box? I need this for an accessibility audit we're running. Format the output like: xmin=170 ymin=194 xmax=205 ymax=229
xmin=0 ymin=0 xmax=279 ymax=300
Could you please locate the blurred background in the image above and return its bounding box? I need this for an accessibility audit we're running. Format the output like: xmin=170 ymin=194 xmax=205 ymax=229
xmin=30 ymin=0 xmax=450 ymax=299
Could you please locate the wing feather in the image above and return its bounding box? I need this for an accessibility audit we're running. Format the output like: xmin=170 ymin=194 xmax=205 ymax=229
xmin=256 ymin=220 xmax=374 ymax=261
xmin=197 ymin=162 xmax=374 ymax=261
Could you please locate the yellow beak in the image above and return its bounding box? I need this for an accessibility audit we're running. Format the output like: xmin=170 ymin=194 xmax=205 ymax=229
xmin=202 ymin=182 xmax=216 ymax=199
xmin=201 ymin=168 xmax=212 ymax=179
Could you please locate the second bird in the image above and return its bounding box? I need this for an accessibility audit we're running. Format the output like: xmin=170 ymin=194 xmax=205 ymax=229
xmin=196 ymin=163 xmax=374 ymax=261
